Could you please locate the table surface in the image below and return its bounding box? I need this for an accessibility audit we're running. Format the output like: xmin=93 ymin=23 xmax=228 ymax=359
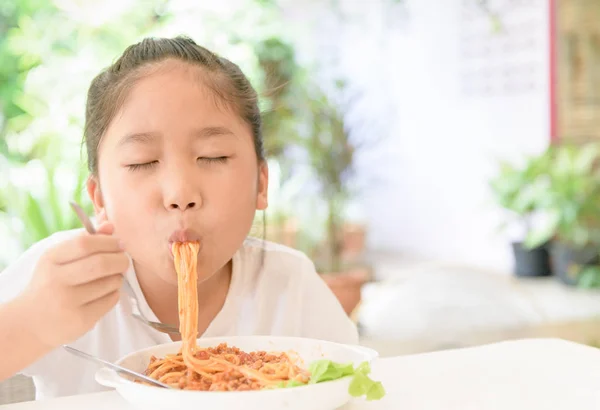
xmin=3 ymin=338 xmax=600 ymax=410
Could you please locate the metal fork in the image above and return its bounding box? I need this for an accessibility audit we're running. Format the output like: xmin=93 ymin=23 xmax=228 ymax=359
xmin=122 ymin=280 xmax=181 ymax=335
xmin=63 ymin=345 xmax=172 ymax=389
xmin=69 ymin=201 xmax=181 ymax=335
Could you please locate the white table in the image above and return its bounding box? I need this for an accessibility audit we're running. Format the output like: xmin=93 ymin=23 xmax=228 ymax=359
xmin=3 ymin=338 xmax=600 ymax=410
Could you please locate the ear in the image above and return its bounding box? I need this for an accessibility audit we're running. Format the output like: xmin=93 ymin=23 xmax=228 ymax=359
xmin=86 ymin=176 xmax=105 ymax=216
xmin=256 ymin=160 xmax=269 ymax=211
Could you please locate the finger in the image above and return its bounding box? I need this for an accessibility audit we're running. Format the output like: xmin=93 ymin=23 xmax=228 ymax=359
xmin=62 ymin=252 xmax=130 ymax=285
xmin=82 ymin=289 xmax=121 ymax=319
xmin=75 ymin=274 xmax=124 ymax=305
xmin=46 ymin=233 xmax=124 ymax=265
xmin=96 ymin=222 xmax=114 ymax=236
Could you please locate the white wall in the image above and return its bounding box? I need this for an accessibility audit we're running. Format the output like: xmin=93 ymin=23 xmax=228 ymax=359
xmin=289 ymin=0 xmax=551 ymax=273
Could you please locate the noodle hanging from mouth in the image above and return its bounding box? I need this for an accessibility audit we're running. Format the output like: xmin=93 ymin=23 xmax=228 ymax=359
xmin=143 ymin=241 xmax=310 ymax=391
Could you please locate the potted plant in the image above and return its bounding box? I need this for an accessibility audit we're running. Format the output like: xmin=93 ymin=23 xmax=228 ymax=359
xmin=489 ymin=152 xmax=552 ymax=277
xmin=252 ymin=40 xmax=371 ymax=313
xmin=526 ymin=143 xmax=600 ymax=286
xmin=251 ymin=37 xmax=310 ymax=247
xmin=297 ymin=82 xmax=372 ymax=315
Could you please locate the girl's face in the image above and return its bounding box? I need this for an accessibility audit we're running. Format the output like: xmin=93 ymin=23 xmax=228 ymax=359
xmin=87 ymin=60 xmax=268 ymax=285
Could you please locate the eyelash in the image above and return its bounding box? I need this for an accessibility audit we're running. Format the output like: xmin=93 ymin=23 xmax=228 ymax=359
xmin=126 ymin=161 xmax=158 ymax=172
xmin=126 ymin=157 xmax=229 ymax=172
xmin=200 ymin=156 xmax=229 ymax=165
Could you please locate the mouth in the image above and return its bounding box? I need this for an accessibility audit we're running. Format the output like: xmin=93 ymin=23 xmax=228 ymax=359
xmin=168 ymin=229 xmax=202 ymax=256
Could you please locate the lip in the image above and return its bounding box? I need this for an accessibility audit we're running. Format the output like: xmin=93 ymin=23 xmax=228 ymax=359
xmin=168 ymin=229 xmax=202 ymax=245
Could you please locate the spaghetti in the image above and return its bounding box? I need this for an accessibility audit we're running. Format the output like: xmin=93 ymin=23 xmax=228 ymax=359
xmin=143 ymin=241 xmax=310 ymax=391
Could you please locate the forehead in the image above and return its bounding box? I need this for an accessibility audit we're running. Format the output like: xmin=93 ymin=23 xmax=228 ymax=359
xmin=104 ymin=61 xmax=248 ymax=144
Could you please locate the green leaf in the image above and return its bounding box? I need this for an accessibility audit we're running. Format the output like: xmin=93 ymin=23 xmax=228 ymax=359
xmin=276 ymin=379 xmax=307 ymax=388
xmin=524 ymin=210 xmax=560 ymax=249
xmin=348 ymin=372 xmax=386 ymax=401
xmin=366 ymin=381 xmax=386 ymax=401
xmin=349 ymin=361 xmax=386 ymax=401
xmin=574 ymin=143 xmax=600 ymax=174
xmin=46 ymin=168 xmax=63 ymax=233
xmin=73 ymin=164 xmax=89 ymax=211
xmin=349 ymin=372 xmax=371 ymax=397
xmin=308 ymin=360 xmax=354 ymax=383
xmin=24 ymin=192 xmax=50 ymax=243
xmin=356 ymin=361 xmax=370 ymax=373
xmin=305 ymin=360 xmax=385 ymax=401
xmin=275 ymin=360 xmax=385 ymax=401
xmin=578 ymin=266 xmax=600 ymax=288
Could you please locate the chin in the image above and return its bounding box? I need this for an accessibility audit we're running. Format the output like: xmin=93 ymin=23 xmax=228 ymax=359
xmin=157 ymin=259 xmax=178 ymax=282
xmin=159 ymin=270 xmax=180 ymax=286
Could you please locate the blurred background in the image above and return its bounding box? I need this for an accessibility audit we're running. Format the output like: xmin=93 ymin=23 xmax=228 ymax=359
xmin=4 ymin=0 xmax=600 ymax=402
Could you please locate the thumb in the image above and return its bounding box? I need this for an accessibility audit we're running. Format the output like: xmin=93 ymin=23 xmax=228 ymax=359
xmin=96 ymin=221 xmax=115 ymax=236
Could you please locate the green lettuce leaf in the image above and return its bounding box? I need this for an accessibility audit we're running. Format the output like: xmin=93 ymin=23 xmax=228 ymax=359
xmin=308 ymin=360 xmax=355 ymax=383
xmin=348 ymin=362 xmax=385 ymax=401
xmin=275 ymin=359 xmax=385 ymax=401
xmin=277 ymin=379 xmax=307 ymax=388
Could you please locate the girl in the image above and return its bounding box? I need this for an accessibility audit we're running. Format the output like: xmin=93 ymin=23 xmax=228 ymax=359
xmin=0 ymin=36 xmax=358 ymax=400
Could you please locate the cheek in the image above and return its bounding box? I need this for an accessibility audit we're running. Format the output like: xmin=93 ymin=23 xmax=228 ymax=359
xmin=219 ymin=163 xmax=258 ymax=208
xmin=98 ymin=169 xmax=154 ymax=232
xmin=202 ymin=163 xmax=255 ymax=232
xmin=219 ymin=168 xmax=259 ymax=230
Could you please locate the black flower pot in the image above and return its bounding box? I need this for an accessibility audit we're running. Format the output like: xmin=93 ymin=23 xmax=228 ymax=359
xmin=511 ymin=241 xmax=551 ymax=277
xmin=549 ymin=241 xmax=599 ymax=286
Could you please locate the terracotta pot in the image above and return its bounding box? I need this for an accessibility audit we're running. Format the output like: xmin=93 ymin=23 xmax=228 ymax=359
xmin=321 ymin=268 xmax=370 ymax=316
xmin=341 ymin=223 xmax=366 ymax=258
xmin=265 ymin=219 xmax=298 ymax=248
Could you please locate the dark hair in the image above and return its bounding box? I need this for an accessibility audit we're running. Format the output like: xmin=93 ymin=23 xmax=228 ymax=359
xmin=83 ymin=35 xmax=265 ymax=174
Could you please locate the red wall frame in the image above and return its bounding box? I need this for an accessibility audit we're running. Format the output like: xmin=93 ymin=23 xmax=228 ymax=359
xmin=549 ymin=0 xmax=558 ymax=143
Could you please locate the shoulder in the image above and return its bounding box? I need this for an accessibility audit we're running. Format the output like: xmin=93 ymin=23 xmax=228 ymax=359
xmin=0 ymin=229 xmax=83 ymax=302
xmin=7 ymin=228 xmax=83 ymax=264
xmin=237 ymin=237 xmax=318 ymax=287
xmin=241 ymin=237 xmax=315 ymax=271
xmin=237 ymin=238 xmax=359 ymax=345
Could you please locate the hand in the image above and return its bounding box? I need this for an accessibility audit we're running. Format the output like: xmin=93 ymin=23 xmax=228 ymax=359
xmin=19 ymin=220 xmax=129 ymax=348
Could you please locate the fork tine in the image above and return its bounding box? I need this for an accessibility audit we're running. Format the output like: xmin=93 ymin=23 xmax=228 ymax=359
xmin=132 ymin=313 xmax=180 ymax=334
xmin=152 ymin=321 xmax=181 ymax=333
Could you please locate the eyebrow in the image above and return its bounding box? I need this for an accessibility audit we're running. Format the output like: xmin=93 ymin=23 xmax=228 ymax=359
xmin=117 ymin=126 xmax=235 ymax=147
xmin=194 ymin=126 xmax=236 ymax=139
xmin=117 ymin=131 xmax=161 ymax=147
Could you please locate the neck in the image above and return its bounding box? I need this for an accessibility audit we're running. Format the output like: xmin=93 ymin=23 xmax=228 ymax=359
xmin=134 ymin=259 xmax=232 ymax=337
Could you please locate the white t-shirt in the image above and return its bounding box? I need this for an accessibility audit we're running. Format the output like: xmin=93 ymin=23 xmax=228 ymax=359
xmin=0 ymin=229 xmax=358 ymax=400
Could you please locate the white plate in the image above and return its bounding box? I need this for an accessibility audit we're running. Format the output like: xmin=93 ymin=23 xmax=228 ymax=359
xmin=95 ymin=335 xmax=379 ymax=410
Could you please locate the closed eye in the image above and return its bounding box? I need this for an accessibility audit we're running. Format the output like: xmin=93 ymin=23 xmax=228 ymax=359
xmin=126 ymin=161 xmax=158 ymax=172
xmin=198 ymin=157 xmax=229 ymax=164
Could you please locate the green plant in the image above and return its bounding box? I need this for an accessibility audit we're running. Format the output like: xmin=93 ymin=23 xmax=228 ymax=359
xmin=1 ymin=161 xmax=92 ymax=252
xmin=301 ymin=81 xmax=363 ymax=273
xmin=489 ymin=142 xmax=600 ymax=286
xmin=489 ymin=151 xmax=551 ymax=246
xmin=254 ymin=37 xmax=304 ymax=170
xmin=578 ymin=265 xmax=600 ymax=289
xmin=527 ymin=143 xmax=600 ymax=249
xmin=0 ymin=0 xmax=61 ymax=164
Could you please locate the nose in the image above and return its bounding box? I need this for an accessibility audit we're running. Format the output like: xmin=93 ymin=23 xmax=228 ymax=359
xmin=162 ymin=168 xmax=202 ymax=212
xmin=165 ymin=190 xmax=202 ymax=212
xmin=168 ymin=200 xmax=197 ymax=211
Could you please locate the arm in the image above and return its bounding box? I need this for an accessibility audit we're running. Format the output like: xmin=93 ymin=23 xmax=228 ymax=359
xmin=0 ymin=226 xmax=126 ymax=381
xmin=0 ymin=295 xmax=53 ymax=381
